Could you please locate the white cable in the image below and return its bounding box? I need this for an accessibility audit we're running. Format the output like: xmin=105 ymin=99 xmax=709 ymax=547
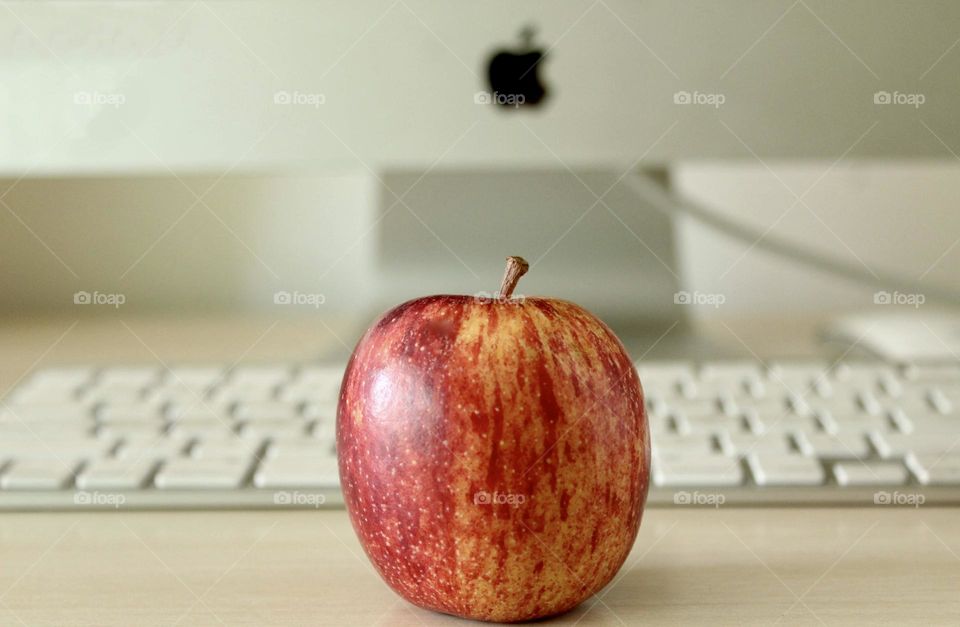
xmin=622 ymin=171 xmax=960 ymax=307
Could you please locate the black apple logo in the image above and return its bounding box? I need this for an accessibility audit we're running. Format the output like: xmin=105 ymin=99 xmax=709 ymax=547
xmin=485 ymin=26 xmax=548 ymax=108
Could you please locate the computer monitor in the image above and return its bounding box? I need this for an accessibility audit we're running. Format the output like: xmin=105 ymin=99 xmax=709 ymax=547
xmin=3 ymin=1 xmax=960 ymax=328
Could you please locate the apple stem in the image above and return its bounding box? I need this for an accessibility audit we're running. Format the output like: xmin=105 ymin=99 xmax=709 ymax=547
xmin=498 ymin=256 xmax=529 ymax=300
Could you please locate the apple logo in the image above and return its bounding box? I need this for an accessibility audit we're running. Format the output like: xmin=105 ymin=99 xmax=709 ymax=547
xmin=485 ymin=25 xmax=548 ymax=108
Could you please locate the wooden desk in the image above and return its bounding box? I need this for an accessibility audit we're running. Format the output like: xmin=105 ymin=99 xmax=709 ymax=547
xmin=1 ymin=316 xmax=958 ymax=625
xmin=2 ymin=509 xmax=959 ymax=625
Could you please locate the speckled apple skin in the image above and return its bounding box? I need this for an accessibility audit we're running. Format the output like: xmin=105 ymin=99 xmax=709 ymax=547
xmin=337 ymin=295 xmax=649 ymax=623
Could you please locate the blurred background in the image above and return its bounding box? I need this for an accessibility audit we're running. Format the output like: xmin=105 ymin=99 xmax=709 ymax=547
xmin=3 ymin=0 xmax=960 ymax=345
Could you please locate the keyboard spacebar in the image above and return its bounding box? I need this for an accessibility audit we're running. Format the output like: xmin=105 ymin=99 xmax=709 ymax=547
xmin=154 ymin=457 xmax=254 ymax=489
xmin=254 ymin=457 xmax=339 ymax=488
xmin=653 ymin=455 xmax=745 ymax=487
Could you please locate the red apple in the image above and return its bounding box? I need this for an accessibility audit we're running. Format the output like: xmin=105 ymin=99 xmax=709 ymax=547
xmin=337 ymin=256 xmax=649 ymax=622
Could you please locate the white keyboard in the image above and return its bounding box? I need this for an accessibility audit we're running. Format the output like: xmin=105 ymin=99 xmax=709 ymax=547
xmin=0 ymin=360 xmax=958 ymax=508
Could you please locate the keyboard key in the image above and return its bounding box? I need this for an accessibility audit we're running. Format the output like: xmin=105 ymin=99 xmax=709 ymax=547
xmin=97 ymin=403 xmax=164 ymax=422
xmin=768 ymin=362 xmax=831 ymax=382
xmin=233 ymin=401 xmax=300 ymax=421
xmin=311 ymin=421 xmax=337 ymax=447
xmin=82 ymin=384 xmax=146 ymax=404
xmin=289 ymin=366 xmax=342 ymax=396
xmin=25 ymin=367 xmax=94 ymax=388
xmin=652 ymin=454 xmax=744 ymax=487
xmin=796 ymin=432 xmax=870 ymax=459
xmin=719 ymin=432 xmax=795 ymax=456
xmin=191 ymin=437 xmax=265 ymax=459
xmin=927 ymin=389 xmax=954 ymax=414
xmin=228 ymin=366 xmax=290 ymax=387
xmin=302 ymin=401 xmax=338 ymax=422
xmin=209 ymin=386 xmax=276 ymax=404
xmin=833 ymin=461 xmax=907 ymax=486
xmin=668 ymin=398 xmax=726 ymax=417
xmin=164 ymin=366 xmax=225 ymax=387
xmin=266 ymin=438 xmax=335 ymax=459
xmin=0 ymin=459 xmax=80 ymax=489
xmin=834 ymin=363 xmax=897 ymax=385
xmin=901 ymin=413 xmax=959 ymax=433
xmin=146 ymin=382 xmax=212 ymax=404
xmin=77 ymin=458 xmax=158 ymax=490
xmin=679 ymin=380 xmax=737 ymax=400
xmin=154 ymin=456 xmax=253 ymax=489
xmin=1 ymin=404 xmax=92 ymax=421
xmin=747 ymin=453 xmax=825 ymax=486
xmin=116 ymin=438 xmax=190 ymax=461
xmin=698 ymin=362 xmax=762 ymax=381
xmin=647 ymin=414 xmax=670 ymax=433
xmin=812 ymin=394 xmax=864 ymax=417
xmin=239 ymin=419 xmax=309 ymax=439
xmin=169 ymin=419 xmax=236 ymax=439
xmin=0 ymin=437 xmax=115 ymax=461
xmin=877 ymin=373 xmax=903 ymax=398
xmin=0 ymin=423 xmax=94 ymax=439
xmin=636 ymin=362 xmax=694 ymax=384
xmin=819 ymin=412 xmax=892 ymax=435
xmin=905 ymin=453 xmax=960 ymax=485
xmin=99 ymin=367 xmax=160 ymax=387
xmin=166 ymin=403 xmax=231 ymax=422
xmin=96 ymin=421 xmax=167 ymax=440
xmin=676 ymin=414 xmax=744 ymax=436
xmin=295 ymin=365 xmax=344 ymax=382
xmin=651 ymin=434 xmax=716 ymax=458
xmin=743 ymin=412 xmax=817 ymax=435
xmin=8 ymin=386 xmax=79 ymax=404
xmin=869 ymin=432 xmax=953 ymax=459
xmin=254 ymin=456 xmax=339 ymax=488
xmin=903 ymin=364 xmax=960 ymax=383
xmin=786 ymin=394 xmax=816 ymax=417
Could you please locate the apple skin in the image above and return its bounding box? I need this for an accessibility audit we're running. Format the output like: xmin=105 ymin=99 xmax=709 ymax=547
xmin=337 ymin=295 xmax=649 ymax=622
